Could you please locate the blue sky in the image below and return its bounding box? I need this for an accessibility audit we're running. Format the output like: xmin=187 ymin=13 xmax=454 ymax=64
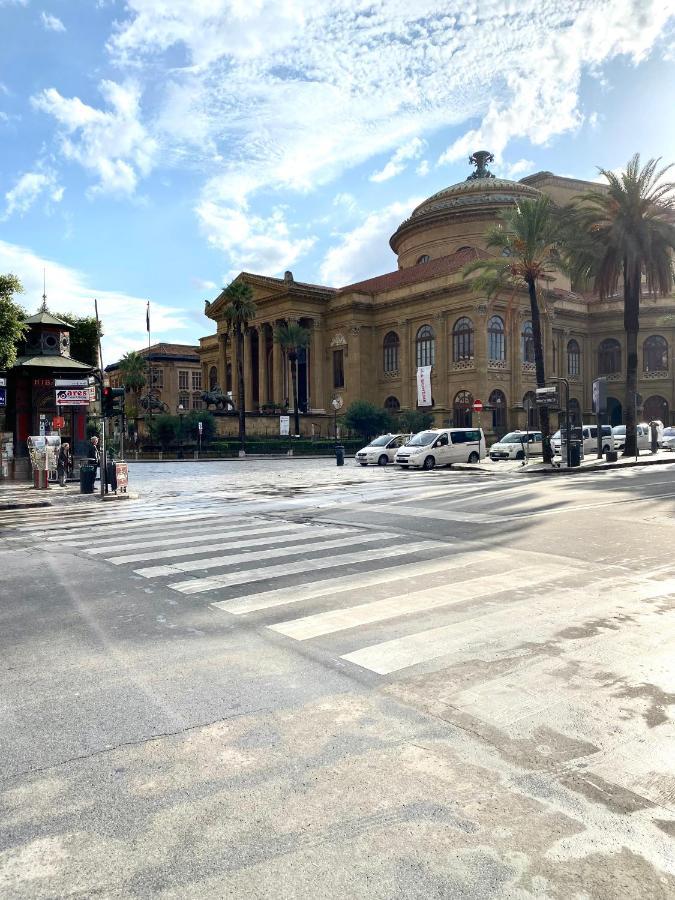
xmin=1 ymin=0 xmax=674 ymax=363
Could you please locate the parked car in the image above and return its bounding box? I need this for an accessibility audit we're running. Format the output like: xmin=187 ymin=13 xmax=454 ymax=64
xmin=611 ymin=423 xmax=651 ymax=452
xmin=552 ymin=425 xmax=614 ymax=456
xmin=394 ymin=428 xmax=486 ymax=469
xmin=489 ymin=430 xmax=543 ymax=461
xmin=355 ymin=433 xmax=411 ymax=466
xmin=661 ymin=426 xmax=675 ymax=450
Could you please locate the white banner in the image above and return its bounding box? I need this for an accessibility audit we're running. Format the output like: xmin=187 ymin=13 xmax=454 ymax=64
xmin=279 ymin=415 xmax=290 ymax=435
xmin=416 ymin=366 xmax=432 ymax=407
xmin=55 ymin=388 xmax=90 ymax=406
xmin=55 ymin=378 xmax=88 ymax=388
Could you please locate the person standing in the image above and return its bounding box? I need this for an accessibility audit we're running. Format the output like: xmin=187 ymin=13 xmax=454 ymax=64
xmin=87 ymin=435 xmax=100 ymax=479
xmin=57 ymin=442 xmax=71 ymax=487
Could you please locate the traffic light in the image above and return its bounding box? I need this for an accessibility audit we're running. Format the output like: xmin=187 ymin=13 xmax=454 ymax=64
xmin=102 ymin=386 xmax=125 ymax=417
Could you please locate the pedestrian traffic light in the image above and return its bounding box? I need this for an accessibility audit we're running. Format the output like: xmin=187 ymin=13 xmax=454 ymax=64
xmin=102 ymin=386 xmax=125 ymax=417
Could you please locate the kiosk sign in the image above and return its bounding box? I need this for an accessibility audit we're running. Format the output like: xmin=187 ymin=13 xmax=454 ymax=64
xmin=55 ymin=388 xmax=90 ymax=406
xmin=535 ymin=386 xmax=560 ymax=409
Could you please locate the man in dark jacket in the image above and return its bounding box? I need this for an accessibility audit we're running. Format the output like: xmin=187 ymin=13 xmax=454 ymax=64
xmin=87 ymin=435 xmax=100 ymax=479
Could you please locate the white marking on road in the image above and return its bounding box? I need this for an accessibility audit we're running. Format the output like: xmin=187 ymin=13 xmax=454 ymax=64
xmin=108 ymin=525 xmax=344 ymax=564
xmin=215 ymin=549 xmax=497 ymax=615
xmin=135 ymin=531 xmax=393 ymax=578
xmin=267 ymin=565 xmax=570 ymax=640
xmin=171 ymin=541 xmax=443 ymax=595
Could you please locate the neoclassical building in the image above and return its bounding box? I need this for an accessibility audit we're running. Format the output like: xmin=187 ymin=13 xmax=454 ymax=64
xmin=199 ymin=152 xmax=675 ymax=438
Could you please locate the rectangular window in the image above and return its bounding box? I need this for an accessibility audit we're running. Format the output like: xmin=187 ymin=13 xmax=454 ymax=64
xmin=192 ymin=371 xmax=202 ymax=390
xmin=151 ymin=367 xmax=163 ymax=389
xmin=178 ymin=370 xmax=189 ymax=390
xmin=333 ymin=349 xmax=344 ymax=388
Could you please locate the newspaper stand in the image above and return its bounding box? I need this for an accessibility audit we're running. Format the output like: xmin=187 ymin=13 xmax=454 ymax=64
xmin=27 ymin=435 xmax=60 ymax=489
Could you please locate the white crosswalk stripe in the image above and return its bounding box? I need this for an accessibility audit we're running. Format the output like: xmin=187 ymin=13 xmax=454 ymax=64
xmin=135 ymin=531 xmax=394 ymax=579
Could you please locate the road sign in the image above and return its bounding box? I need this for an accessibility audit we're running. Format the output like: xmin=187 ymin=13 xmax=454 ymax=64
xmin=197 ymin=421 xmax=203 ymax=434
xmin=472 ymin=399 xmax=483 ymax=413
xmin=55 ymin=378 xmax=88 ymax=388
xmin=592 ymin=378 xmax=607 ymax=415
xmin=280 ymin=415 xmax=290 ymax=436
xmin=535 ymin=386 xmax=560 ymax=409
xmin=0 ymin=376 xmax=6 ymax=387
xmin=0 ymin=387 xmax=6 ymax=407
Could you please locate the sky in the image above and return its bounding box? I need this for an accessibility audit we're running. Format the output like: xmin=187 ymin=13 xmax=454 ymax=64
xmin=1 ymin=0 xmax=675 ymax=364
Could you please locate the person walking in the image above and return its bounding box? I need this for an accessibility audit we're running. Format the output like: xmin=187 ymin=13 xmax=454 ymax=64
xmin=87 ymin=435 xmax=101 ymax=480
xmin=57 ymin=442 xmax=71 ymax=487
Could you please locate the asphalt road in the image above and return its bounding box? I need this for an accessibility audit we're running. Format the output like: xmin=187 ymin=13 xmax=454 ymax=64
xmin=0 ymin=460 xmax=673 ymax=898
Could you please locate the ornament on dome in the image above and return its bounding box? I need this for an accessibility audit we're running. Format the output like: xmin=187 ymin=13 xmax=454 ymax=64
xmin=466 ymin=151 xmax=495 ymax=180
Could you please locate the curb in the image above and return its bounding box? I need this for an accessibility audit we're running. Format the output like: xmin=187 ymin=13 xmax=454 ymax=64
xmin=519 ymin=455 xmax=675 ymax=476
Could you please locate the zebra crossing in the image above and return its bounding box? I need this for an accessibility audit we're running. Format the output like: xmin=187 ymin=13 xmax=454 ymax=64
xmin=6 ymin=492 xmax=663 ymax=681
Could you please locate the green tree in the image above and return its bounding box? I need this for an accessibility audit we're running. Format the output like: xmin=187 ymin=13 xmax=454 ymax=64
xmin=344 ymin=400 xmax=394 ymax=440
xmin=118 ymin=350 xmax=147 ymax=393
xmin=398 ymin=409 xmax=434 ymax=434
xmin=274 ymin=321 xmax=310 ymax=437
xmin=53 ymin=312 xmax=101 ymax=366
xmin=563 ymin=155 xmax=675 ymax=456
xmin=464 ymin=195 xmax=562 ymax=463
xmin=221 ymin=280 xmax=257 ymax=448
xmin=0 ymin=274 xmax=27 ymax=370
xmin=148 ymin=413 xmax=178 ymax=450
xmin=184 ymin=409 xmax=216 ymax=444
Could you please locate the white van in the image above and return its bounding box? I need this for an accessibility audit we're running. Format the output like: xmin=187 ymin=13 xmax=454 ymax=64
xmin=394 ymin=428 xmax=486 ymax=469
xmin=489 ymin=430 xmax=543 ymax=461
xmin=552 ymin=425 xmax=614 ymax=456
xmin=611 ymin=424 xmax=651 ymax=452
xmin=355 ymin=433 xmax=411 ymax=466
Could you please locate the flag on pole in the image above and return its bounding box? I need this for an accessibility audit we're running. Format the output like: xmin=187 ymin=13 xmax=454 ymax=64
xmin=146 ymin=301 xmax=150 ymax=333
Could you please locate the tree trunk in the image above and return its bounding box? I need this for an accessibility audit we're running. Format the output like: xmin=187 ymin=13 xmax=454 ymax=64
xmin=527 ymin=278 xmax=552 ymax=463
xmin=622 ymin=259 xmax=641 ymax=457
xmin=290 ymin=352 xmax=300 ymax=436
xmin=236 ymin=326 xmax=246 ymax=448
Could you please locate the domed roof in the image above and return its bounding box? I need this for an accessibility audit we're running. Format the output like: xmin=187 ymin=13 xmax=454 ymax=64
xmin=410 ymin=151 xmax=540 ymax=219
xmin=390 ymin=151 xmax=541 ymax=253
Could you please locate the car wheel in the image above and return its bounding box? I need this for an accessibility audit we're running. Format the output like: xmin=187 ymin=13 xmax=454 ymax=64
xmin=516 ymin=450 xmax=525 ymax=460
xmin=378 ymin=454 xmax=388 ymax=466
xmin=359 ymin=462 xmax=368 ymax=466
xmin=422 ymin=456 xmax=435 ymax=470
xmin=468 ymin=451 xmax=480 ymax=464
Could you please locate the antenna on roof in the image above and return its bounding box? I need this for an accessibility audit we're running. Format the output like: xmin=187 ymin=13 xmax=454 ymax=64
xmin=40 ymin=269 xmax=48 ymax=311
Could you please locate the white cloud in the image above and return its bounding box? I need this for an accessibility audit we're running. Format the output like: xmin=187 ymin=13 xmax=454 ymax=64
xmin=493 ymin=158 xmax=535 ymax=180
xmin=416 ymin=160 xmax=430 ymax=177
xmin=319 ymin=197 xmax=423 ymax=286
xmin=102 ymin=0 xmax=674 ymax=211
xmin=40 ymin=11 xmax=66 ymax=32
xmin=370 ymin=137 xmax=426 ymax=183
xmin=0 ymin=239 xmax=191 ymax=364
xmin=192 ymin=277 xmax=217 ymax=291
xmin=3 ymin=170 xmax=64 ymax=219
xmin=31 ymin=80 xmax=157 ymax=195
xmin=196 ymin=191 xmax=316 ymax=278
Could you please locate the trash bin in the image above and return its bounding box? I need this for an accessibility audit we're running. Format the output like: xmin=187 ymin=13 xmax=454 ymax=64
xmin=569 ymin=441 xmax=581 ymax=467
xmin=605 ymin=450 xmax=618 ymax=463
xmin=79 ymin=464 xmax=96 ymax=494
xmin=335 ymin=443 xmax=345 ymax=466
xmin=106 ymin=462 xmax=117 ymax=491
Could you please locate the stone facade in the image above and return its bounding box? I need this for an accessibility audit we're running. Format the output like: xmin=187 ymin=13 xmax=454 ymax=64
xmin=199 ymin=155 xmax=675 ymax=438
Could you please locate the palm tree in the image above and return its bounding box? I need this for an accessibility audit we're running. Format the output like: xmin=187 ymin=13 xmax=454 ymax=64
xmin=274 ymin=321 xmax=310 ymax=437
xmin=563 ymin=155 xmax=675 ymax=456
xmin=118 ymin=351 xmax=147 ymax=393
xmin=222 ymin=279 xmax=257 ymax=447
xmin=464 ymin=195 xmax=561 ymax=463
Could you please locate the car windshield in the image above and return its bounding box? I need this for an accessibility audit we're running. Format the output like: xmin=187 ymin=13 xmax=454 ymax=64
xmin=368 ymin=435 xmax=391 ymax=447
xmin=613 ymin=426 xmax=626 ymax=434
xmin=663 ymin=427 xmax=675 ymax=437
xmin=500 ymin=433 xmax=525 ymax=444
xmin=406 ymin=431 xmax=438 ymax=446
xmin=552 ymin=431 xmax=561 ymax=441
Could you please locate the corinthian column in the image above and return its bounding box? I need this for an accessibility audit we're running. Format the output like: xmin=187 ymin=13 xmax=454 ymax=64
xmin=309 ymin=318 xmax=325 ymax=412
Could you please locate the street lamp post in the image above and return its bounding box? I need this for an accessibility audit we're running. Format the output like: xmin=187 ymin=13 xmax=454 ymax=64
xmin=177 ymin=403 xmax=185 ymax=459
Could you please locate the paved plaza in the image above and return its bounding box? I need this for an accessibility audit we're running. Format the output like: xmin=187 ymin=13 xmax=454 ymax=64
xmin=0 ymin=460 xmax=674 ymax=898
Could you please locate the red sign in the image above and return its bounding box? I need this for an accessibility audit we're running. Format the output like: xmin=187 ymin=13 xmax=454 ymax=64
xmin=472 ymin=399 xmax=484 ymax=412
xmin=53 ymin=416 xmax=65 ymax=429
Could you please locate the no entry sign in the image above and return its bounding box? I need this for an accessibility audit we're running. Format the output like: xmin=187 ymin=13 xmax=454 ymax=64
xmin=472 ymin=399 xmax=484 ymax=412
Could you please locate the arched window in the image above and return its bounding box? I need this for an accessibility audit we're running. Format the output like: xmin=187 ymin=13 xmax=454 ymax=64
xmin=453 ymin=390 xmax=473 ymax=427
xmin=488 ymin=316 xmax=505 ymax=361
xmin=521 ymin=321 xmax=535 ymax=363
xmin=569 ymin=398 xmax=581 ymax=426
xmin=384 ymin=396 xmax=400 ymax=411
xmin=383 ymin=331 xmax=400 ymax=373
xmin=643 ymin=335 xmax=668 ymax=372
xmin=598 ymin=339 xmax=621 ymax=375
xmin=452 ymin=317 xmax=474 ymax=361
xmin=523 ymin=391 xmax=539 ymax=429
xmin=644 ymin=395 xmax=668 ymax=422
xmin=209 ymin=365 xmax=218 ymax=389
xmin=416 ymin=254 xmax=430 ymax=264
xmin=489 ymin=389 xmax=507 ymax=432
xmin=416 ymin=325 xmax=435 ymax=367
xmin=567 ymin=339 xmax=581 ymax=376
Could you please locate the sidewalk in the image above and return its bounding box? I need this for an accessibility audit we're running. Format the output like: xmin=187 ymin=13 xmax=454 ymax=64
xmin=0 ymin=479 xmax=105 ymax=510
xmin=453 ymin=448 xmax=675 ymax=476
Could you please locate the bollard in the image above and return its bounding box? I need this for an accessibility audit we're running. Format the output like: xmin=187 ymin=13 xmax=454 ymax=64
xmin=335 ymin=443 xmax=345 ymax=466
